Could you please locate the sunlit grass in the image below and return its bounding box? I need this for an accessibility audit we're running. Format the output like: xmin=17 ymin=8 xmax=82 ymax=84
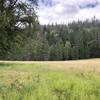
xmin=0 ymin=59 xmax=100 ymax=100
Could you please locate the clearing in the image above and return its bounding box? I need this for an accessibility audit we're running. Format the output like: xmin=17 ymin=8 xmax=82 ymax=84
xmin=0 ymin=59 xmax=100 ymax=100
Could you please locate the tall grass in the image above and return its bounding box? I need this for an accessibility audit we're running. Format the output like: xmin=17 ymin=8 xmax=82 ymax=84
xmin=0 ymin=60 xmax=100 ymax=100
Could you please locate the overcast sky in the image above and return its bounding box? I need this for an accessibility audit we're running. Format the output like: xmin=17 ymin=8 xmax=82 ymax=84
xmin=37 ymin=0 xmax=100 ymax=25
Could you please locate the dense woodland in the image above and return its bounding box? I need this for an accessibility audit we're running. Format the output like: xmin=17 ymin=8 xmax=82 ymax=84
xmin=0 ymin=0 xmax=100 ymax=61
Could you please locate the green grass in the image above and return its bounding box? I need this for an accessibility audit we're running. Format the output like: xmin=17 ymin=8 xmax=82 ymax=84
xmin=0 ymin=59 xmax=100 ymax=100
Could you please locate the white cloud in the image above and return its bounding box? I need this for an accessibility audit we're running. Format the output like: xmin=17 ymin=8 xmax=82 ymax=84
xmin=37 ymin=0 xmax=100 ymax=25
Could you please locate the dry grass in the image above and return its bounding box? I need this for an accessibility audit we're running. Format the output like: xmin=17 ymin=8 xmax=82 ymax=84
xmin=0 ymin=59 xmax=100 ymax=100
xmin=0 ymin=58 xmax=100 ymax=73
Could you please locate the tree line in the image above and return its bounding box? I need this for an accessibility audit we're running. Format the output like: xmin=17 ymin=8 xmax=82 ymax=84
xmin=0 ymin=0 xmax=100 ymax=60
xmin=41 ymin=19 xmax=100 ymax=60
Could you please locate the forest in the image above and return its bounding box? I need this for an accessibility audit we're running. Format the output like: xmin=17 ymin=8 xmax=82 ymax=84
xmin=0 ymin=0 xmax=100 ymax=61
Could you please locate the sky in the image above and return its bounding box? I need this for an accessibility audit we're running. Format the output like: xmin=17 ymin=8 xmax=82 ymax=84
xmin=37 ymin=0 xmax=100 ymax=25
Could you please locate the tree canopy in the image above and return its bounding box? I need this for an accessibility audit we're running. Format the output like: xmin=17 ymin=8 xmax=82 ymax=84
xmin=0 ymin=1 xmax=100 ymax=60
xmin=0 ymin=0 xmax=38 ymax=60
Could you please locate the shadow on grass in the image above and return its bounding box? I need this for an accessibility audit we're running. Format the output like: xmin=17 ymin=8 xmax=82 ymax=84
xmin=0 ymin=62 xmax=12 ymax=67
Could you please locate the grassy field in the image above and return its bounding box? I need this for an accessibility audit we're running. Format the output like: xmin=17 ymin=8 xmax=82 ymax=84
xmin=0 ymin=59 xmax=100 ymax=100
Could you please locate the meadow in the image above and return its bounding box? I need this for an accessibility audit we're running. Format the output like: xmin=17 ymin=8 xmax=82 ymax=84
xmin=0 ymin=59 xmax=100 ymax=100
